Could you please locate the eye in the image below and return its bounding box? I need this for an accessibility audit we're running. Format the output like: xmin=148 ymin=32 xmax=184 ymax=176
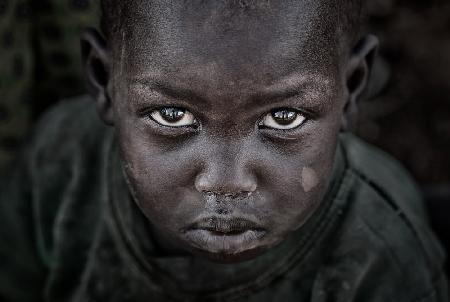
xmin=150 ymin=107 xmax=197 ymax=128
xmin=260 ymin=108 xmax=306 ymax=130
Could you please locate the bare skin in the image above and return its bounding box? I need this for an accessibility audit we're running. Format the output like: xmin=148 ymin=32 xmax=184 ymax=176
xmin=82 ymin=0 xmax=378 ymax=262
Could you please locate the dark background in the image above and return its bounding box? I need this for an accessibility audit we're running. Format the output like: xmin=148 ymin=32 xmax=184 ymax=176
xmin=360 ymin=0 xmax=450 ymax=263
xmin=0 ymin=0 xmax=449 ymax=262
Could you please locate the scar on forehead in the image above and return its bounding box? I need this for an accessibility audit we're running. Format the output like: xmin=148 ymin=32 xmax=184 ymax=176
xmin=301 ymin=167 xmax=319 ymax=193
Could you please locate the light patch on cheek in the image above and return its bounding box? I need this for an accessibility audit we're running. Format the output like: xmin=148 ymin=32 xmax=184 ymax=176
xmin=301 ymin=167 xmax=319 ymax=193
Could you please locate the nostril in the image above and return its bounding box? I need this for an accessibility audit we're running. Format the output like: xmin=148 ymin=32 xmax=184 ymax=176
xmin=216 ymin=207 xmax=231 ymax=215
xmin=205 ymin=191 xmax=215 ymax=197
xmin=224 ymin=191 xmax=254 ymax=199
xmin=203 ymin=190 xmax=254 ymax=200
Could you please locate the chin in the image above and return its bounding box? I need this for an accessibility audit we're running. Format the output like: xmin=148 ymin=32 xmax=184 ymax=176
xmin=190 ymin=244 xmax=269 ymax=263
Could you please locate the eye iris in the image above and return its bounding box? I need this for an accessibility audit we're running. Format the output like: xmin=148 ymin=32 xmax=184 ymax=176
xmin=160 ymin=107 xmax=185 ymax=123
xmin=272 ymin=110 xmax=297 ymax=125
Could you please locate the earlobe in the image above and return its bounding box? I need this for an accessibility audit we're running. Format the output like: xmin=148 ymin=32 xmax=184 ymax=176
xmin=81 ymin=28 xmax=114 ymax=125
xmin=342 ymin=34 xmax=379 ymax=131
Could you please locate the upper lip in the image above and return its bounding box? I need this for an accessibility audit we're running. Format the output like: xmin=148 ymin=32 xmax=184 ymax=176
xmin=186 ymin=216 xmax=264 ymax=234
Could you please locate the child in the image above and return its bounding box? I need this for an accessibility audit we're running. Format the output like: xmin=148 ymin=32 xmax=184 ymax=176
xmin=0 ymin=0 xmax=447 ymax=301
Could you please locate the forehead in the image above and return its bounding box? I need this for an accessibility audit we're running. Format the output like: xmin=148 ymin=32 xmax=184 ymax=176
xmin=116 ymin=0 xmax=340 ymax=90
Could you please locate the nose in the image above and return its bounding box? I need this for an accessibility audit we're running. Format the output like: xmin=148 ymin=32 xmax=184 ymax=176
xmin=194 ymin=142 xmax=257 ymax=196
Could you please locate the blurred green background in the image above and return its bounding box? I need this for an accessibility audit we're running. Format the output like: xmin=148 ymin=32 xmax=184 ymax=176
xmin=0 ymin=0 xmax=100 ymax=167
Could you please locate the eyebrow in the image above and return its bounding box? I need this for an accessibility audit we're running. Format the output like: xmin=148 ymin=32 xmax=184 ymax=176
xmin=131 ymin=74 xmax=331 ymax=111
xmin=131 ymin=78 xmax=211 ymax=106
xmin=256 ymin=73 xmax=332 ymax=105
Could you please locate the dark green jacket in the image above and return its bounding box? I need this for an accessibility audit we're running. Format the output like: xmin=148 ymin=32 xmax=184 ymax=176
xmin=0 ymin=96 xmax=447 ymax=302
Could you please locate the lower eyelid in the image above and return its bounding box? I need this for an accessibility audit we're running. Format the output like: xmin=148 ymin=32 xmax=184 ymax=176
xmin=260 ymin=117 xmax=308 ymax=131
xmin=143 ymin=119 xmax=200 ymax=138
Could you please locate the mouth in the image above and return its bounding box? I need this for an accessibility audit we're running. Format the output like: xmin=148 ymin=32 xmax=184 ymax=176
xmin=183 ymin=216 xmax=267 ymax=256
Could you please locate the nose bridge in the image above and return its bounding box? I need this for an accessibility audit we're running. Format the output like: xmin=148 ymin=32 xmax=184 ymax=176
xmin=195 ymin=137 xmax=257 ymax=194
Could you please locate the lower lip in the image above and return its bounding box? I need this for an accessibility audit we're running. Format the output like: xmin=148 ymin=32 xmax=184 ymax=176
xmin=184 ymin=229 xmax=266 ymax=255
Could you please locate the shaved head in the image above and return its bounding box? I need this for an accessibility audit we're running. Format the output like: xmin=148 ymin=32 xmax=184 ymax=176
xmin=101 ymin=0 xmax=364 ymax=58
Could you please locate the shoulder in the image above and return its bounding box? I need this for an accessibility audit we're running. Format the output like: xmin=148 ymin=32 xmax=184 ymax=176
xmin=27 ymin=95 xmax=113 ymax=197
xmin=340 ymin=133 xmax=426 ymax=218
xmin=26 ymin=95 xmax=113 ymax=266
xmin=28 ymin=95 xmax=114 ymax=188
xmin=327 ymin=133 xmax=447 ymax=301
xmin=30 ymin=95 xmax=110 ymax=159
xmin=318 ymin=134 xmax=447 ymax=302
xmin=339 ymin=133 xmax=443 ymax=258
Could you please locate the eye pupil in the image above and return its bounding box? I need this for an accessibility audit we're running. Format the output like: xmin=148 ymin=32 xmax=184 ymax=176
xmin=160 ymin=107 xmax=185 ymax=122
xmin=272 ymin=110 xmax=297 ymax=125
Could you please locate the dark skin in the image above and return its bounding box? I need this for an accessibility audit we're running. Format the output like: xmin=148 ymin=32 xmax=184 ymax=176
xmin=82 ymin=0 xmax=378 ymax=263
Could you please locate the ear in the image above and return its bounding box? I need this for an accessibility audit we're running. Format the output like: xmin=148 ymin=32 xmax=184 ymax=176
xmin=81 ymin=28 xmax=114 ymax=125
xmin=342 ymin=35 xmax=379 ymax=131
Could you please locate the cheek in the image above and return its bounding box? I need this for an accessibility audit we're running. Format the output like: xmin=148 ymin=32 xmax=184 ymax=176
xmin=301 ymin=167 xmax=320 ymax=193
xmin=263 ymin=165 xmax=332 ymax=234
xmin=262 ymin=165 xmax=324 ymax=229
xmin=117 ymin=129 xmax=200 ymax=225
xmin=261 ymin=131 xmax=339 ymax=230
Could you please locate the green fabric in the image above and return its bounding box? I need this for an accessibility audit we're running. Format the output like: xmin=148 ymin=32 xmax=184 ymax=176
xmin=0 ymin=96 xmax=447 ymax=301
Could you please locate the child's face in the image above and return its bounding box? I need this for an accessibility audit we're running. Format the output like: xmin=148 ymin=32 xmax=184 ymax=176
xmin=88 ymin=1 xmax=371 ymax=262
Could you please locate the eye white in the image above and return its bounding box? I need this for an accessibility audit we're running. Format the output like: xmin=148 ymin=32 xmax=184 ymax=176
xmin=261 ymin=111 xmax=306 ymax=130
xmin=150 ymin=109 xmax=197 ymax=127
